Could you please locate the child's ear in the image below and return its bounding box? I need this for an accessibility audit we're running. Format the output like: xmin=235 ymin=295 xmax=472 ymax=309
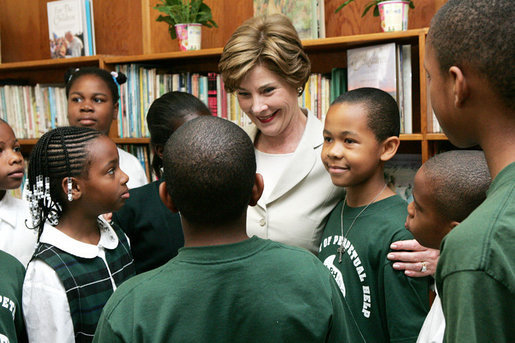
xmin=380 ymin=136 xmax=400 ymax=162
xmin=154 ymin=145 xmax=164 ymax=159
xmin=112 ymin=102 xmax=119 ymax=121
xmin=61 ymin=177 xmax=81 ymax=201
xmin=449 ymin=66 xmax=469 ymax=108
xmin=249 ymin=173 xmax=264 ymax=206
xmin=158 ymin=181 xmax=178 ymax=213
xmin=449 ymin=221 xmax=460 ymax=230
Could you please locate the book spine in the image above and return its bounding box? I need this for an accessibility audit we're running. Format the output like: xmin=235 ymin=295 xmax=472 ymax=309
xmin=207 ymin=72 xmax=218 ymax=116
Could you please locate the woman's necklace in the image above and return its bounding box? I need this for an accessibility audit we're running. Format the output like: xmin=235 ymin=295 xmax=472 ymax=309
xmin=337 ymin=184 xmax=387 ymax=263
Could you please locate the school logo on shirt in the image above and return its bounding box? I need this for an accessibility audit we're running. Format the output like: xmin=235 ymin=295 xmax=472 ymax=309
xmin=323 ymin=255 xmax=346 ymax=296
xmin=0 ymin=295 xmax=15 ymax=319
xmin=320 ymin=235 xmax=372 ymax=318
xmin=0 ymin=333 xmax=9 ymax=343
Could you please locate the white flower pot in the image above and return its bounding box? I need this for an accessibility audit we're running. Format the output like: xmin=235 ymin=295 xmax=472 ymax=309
xmin=174 ymin=23 xmax=202 ymax=51
xmin=378 ymin=1 xmax=410 ymax=32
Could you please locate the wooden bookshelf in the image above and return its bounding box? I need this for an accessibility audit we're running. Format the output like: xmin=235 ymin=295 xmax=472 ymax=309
xmin=1 ymin=0 xmax=448 ymax=167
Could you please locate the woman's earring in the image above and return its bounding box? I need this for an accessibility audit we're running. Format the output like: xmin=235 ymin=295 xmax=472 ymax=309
xmin=67 ymin=177 xmax=73 ymax=202
xmin=297 ymin=86 xmax=303 ymax=96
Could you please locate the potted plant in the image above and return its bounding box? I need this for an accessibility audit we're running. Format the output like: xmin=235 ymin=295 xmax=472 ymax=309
xmin=335 ymin=0 xmax=415 ymax=32
xmin=154 ymin=0 xmax=218 ymax=51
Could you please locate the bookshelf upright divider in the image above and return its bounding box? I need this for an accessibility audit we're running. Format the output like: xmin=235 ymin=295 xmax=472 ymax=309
xmin=1 ymin=28 xmax=444 ymax=170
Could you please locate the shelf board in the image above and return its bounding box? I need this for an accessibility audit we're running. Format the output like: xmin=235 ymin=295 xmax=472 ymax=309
xmin=303 ymin=28 xmax=428 ymax=51
xmin=103 ymin=48 xmax=224 ymax=65
xmin=425 ymin=133 xmax=447 ymax=140
xmin=0 ymin=56 xmax=104 ymax=72
xmin=112 ymin=137 xmax=150 ymax=144
xmin=400 ymin=133 xmax=424 ymax=141
xmin=19 ymin=139 xmax=38 ymax=145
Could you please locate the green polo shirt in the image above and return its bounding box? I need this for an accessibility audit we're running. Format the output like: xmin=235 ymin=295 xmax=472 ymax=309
xmin=436 ymin=162 xmax=515 ymax=342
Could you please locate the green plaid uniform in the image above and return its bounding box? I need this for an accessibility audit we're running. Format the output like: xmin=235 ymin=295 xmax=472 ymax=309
xmin=32 ymin=222 xmax=135 ymax=343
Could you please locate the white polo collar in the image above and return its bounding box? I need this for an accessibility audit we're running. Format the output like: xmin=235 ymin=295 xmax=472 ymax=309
xmin=39 ymin=217 xmax=119 ymax=259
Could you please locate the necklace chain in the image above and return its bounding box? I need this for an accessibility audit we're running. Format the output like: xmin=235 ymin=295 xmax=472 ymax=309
xmin=337 ymin=184 xmax=387 ymax=263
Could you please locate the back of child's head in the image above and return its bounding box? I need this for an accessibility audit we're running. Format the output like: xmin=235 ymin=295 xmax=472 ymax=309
xmin=332 ymin=87 xmax=400 ymax=141
xmin=27 ymin=126 xmax=103 ymax=237
xmin=428 ymin=0 xmax=514 ymax=111
xmin=147 ymin=91 xmax=211 ymax=178
xmin=422 ymin=150 xmax=490 ymax=223
xmin=64 ymin=67 xmax=127 ymax=103
xmin=162 ymin=116 xmax=255 ymax=226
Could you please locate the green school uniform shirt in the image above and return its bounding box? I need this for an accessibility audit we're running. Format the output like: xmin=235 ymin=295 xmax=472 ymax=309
xmin=318 ymin=195 xmax=429 ymax=343
xmin=436 ymin=162 xmax=515 ymax=343
xmin=93 ymin=236 xmax=365 ymax=343
xmin=0 ymin=250 xmax=27 ymax=343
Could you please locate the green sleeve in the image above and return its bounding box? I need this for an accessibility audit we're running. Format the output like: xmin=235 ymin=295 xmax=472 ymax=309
xmin=93 ymin=312 xmax=125 ymax=343
xmin=384 ymin=260 xmax=429 ymax=342
xmin=442 ymin=271 xmax=515 ymax=343
xmin=326 ymin=274 xmax=365 ymax=343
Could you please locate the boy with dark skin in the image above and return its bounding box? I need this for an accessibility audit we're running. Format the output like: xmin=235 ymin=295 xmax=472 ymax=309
xmin=404 ymin=150 xmax=490 ymax=343
xmin=93 ymin=116 xmax=364 ymax=343
xmin=425 ymin=0 xmax=515 ymax=341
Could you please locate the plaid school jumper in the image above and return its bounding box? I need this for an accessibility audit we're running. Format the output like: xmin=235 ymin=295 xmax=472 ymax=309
xmin=32 ymin=222 xmax=135 ymax=343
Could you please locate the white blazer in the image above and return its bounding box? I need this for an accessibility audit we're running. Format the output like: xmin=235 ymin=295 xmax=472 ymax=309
xmin=245 ymin=111 xmax=345 ymax=254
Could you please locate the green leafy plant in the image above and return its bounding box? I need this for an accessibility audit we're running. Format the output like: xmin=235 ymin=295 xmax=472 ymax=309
xmin=154 ymin=0 xmax=218 ymax=39
xmin=335 ymin=0 xmax=415 ymax=17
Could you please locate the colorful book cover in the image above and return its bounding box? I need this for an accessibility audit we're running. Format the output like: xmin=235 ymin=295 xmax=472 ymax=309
xmin=253 ymin=0 xmax=319 ymax=40
xmin=347 ymin=43 xmax=397 ymax=100
xmin=47 ymin=0 xmax=86 ymax=58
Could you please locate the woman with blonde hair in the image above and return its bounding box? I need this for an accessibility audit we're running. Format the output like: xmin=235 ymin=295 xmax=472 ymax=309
xmin=219 ymin=14 xmax=343 ymax=254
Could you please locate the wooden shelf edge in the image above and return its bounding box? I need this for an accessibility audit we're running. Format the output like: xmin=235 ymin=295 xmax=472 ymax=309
xmin=303 ymin=28 xmax=428 ymax=50
xmin=112 ymin=137 xmax=151 ymax=144
xmin=0 ymin=56 xmax=105 ymax=71
xmin=103 ymin=48 xmax=224 ymax=64
xmin=400 ymin=133 xmax=424 ymax=141
xmin=425 ymin=133 xmax=448 ymax=140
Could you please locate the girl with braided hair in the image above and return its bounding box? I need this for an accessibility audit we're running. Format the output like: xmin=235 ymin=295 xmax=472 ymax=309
xmin=65 ymin=67 xmax=148 ymax=189
xmin=22 ymin=126 xmax=135 ymax=343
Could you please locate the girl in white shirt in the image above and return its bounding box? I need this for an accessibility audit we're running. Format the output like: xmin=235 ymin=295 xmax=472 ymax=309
xmin=65 ymin=67 xmax=148 ymax=189
xmin=0 ymin=119 xmax=37 ymax=266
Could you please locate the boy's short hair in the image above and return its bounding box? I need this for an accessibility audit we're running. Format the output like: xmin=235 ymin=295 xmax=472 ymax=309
xmin=333 ymin=87 xmax=400 ymax=142
xmin=422 ymin=150 xmax=490 ymax=222
xmin=428 ymin=0 xmax=514 ymax=111
xmin=162 ymin=116 xmax=256 ymax=226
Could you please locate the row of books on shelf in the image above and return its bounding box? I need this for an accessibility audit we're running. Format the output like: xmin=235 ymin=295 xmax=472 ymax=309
xmin=1 ymin=40 xmax=442 ymax=139
xmin=115 ymin=65 xmax=334 ymax=138
xmin=117 ymin=144 xmax=154 ymax=183
xmin=0 ymin=84 xmax=68 ymax=139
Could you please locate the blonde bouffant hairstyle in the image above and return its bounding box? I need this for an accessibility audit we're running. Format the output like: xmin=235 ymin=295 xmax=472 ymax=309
xmin=219 ymin=14 xmax=311 ymax=95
